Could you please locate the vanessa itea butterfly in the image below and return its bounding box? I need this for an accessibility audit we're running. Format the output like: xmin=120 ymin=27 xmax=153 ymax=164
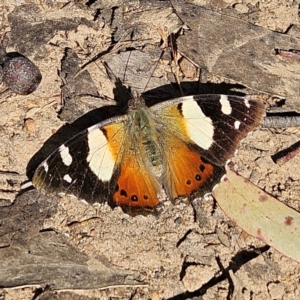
xmin=33 ymin=94 xmax=265 ymax=212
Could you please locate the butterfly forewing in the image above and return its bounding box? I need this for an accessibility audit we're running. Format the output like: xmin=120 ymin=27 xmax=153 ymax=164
xmin=33 ymin=116 xmax=128 ymax=205
xmin=151 ymin=94 xmax=265 ymax=165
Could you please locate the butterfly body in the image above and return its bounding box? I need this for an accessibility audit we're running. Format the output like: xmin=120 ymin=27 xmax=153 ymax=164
xmin=127 ymin=97 xmax=164 ymax=177
xmin=33 ymin=94 xmax=265 ymax=212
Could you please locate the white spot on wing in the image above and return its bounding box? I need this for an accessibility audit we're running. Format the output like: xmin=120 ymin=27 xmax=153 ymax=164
xmin=87 ymin=128 xmax=115 ymax=181
xmin=220 ymin=95 xmax=232 ymax=115
xmin=63 ymin=174 xmax=72 ymax=183
xmin=80 ymin=199 xmax=89 ymax=205
xmin=21 ymin=181 xmax=33 ymax=190
xmin=43 ymin=161 xmax=49 ymax=173
xmin=204 ymin=193 xmax=213 ymax=201
xmin=93 ymin=202 xmax=101 ymax=208
xmin=59 ymin=145 xmax=73 ymax=166
xmin=234 ymin=120 xmax=241 ymax=129
xmin=181 ymin=100 xmax=214 ymax=150
xmin=244 ymin=99 xmax=250 ymax=108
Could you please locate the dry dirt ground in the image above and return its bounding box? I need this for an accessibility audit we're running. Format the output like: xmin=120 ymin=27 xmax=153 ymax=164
xmin=1 ymin=0 xmax=300 ymax=299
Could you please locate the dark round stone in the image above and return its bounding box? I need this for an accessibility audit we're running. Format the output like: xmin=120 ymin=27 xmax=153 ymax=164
xmin=3 ymin=56 xmax=42 ymax=95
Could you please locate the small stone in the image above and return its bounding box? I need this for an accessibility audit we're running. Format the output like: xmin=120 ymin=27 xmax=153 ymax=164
xmin=150 ymin=291 xmax=160 ymax=300
xmin=190 ymin=0 xmax=206 ymax=6
xmin=255 ymin=157 xmax=274 ymax=170
xmin=182 ymin=265 xmax=215 ymax=292
xmin=24 ymin=118 xmax=36 ymax=132
xmin=3 ymin=56 xmax=42 ymax=95
xmin=174 ymin=216 xmax=183 ymax=225
xmin=222 ymin=0 xmax=236 ymax=4
xmin=267 ymin=282 xmax=285 ymax=299
xmin=234 ymin=3 xmax=249 ymax=14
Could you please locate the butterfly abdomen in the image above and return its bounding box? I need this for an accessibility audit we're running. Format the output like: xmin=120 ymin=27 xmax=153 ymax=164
xmin=140 ymin=140 xmax=163 ymax=177
xmin=130 ymin=106 xmax=163 ymax=177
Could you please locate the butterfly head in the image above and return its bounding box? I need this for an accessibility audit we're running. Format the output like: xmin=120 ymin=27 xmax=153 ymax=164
xmin=127 ymin=91 xmax=146 ymax=112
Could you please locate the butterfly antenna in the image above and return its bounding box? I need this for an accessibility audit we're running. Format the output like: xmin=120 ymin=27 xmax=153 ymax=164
xmin=141 ymin=28 xmax=171 ymax=94
xmin=122 ymin=46 xmax=132 ymax=86
xmin=142 ymin=28 xmax=184 ymax=95
xmin=169 ymin=29 xmax=185 ymax=96
xmin=74 ymin=27 xmax=135 ymax=83
xmin=101 ymin=59 xmax=132 ymax=104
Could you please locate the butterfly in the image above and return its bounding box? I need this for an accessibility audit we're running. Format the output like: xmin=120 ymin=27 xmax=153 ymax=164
xmin=32 ymin=94 xmax=265 ymax=213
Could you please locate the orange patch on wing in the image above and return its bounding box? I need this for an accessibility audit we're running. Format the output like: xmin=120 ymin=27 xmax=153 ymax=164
xmin=163 ymin=141 xmax=214 ymax=199
xmin=102 ymin=123 xmax=126 ymax=159
xmin=113 ymin=152 xmax=160 ymax=209
xmin=159 ymin=104 xmax=189 ymax=137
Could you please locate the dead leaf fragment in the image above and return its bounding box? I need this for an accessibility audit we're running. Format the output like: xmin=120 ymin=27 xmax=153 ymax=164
xmin=213 ymin=168 xmax=300 ymax=262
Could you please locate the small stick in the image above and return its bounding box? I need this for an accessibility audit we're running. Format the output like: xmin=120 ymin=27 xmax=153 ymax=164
xmin=277 ymin=49 xmax=300 ymax=60
xmin=262 ymin=115 xmax=300 ymax=128
xmin=272 ymin=141 xmax=300 ymax=165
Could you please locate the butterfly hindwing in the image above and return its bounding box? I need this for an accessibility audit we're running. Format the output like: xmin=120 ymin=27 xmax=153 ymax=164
xmin=159 ymin=130 xmax=225 ymax=200
xmin=113 ymin=148 xmax=161 ymax=209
